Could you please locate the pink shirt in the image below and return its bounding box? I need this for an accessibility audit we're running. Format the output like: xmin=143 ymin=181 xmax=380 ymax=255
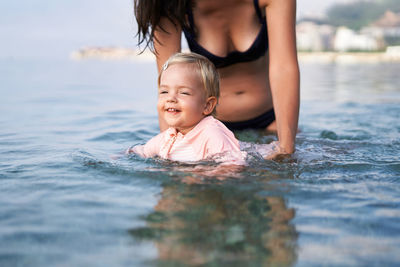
xmin=132 ymin=116 xmax=244 ymax=164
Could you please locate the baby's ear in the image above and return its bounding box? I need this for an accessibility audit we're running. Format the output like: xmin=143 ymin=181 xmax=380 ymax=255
xmin=203 ymin=96 xmax=217 ymax=115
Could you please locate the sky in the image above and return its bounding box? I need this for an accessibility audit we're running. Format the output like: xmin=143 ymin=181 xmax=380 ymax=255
xmin=0 ymin=0 xmax=354 ymax=60
xmin=297 ymin=0 xmax=352 ymax=18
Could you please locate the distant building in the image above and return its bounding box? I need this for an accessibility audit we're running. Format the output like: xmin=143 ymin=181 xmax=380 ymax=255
xmin=362 ymin=10 xmax=400 ymax=46
xmin=297 ymin=12 xmax=400 ymax=52
xmin=296 ymin=21 xmax=335 ymax=51
xmin=334 ymin=26 xmax=383 ymax=51
xmin=371 ymin=10 xmax=400 ymax=28
xmin=386 ymin=46 xmax=400 ymax=60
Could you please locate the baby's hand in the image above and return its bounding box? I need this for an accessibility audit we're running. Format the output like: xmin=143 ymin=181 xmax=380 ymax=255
xmin=125 ymin=145 xmax=135 ymax=155
xmin=125 ymin=145 xmax=146 ymax=157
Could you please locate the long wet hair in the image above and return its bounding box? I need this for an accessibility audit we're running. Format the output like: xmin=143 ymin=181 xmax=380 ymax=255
xmin=134 ymin=0 xmax=193 ymax=52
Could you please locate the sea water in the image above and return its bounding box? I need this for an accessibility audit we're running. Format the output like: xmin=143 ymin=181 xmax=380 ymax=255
xmin=1 ymin=56 xmax=399 ymax=267
xmin=1 ymin=1 xmax=400 ymax=267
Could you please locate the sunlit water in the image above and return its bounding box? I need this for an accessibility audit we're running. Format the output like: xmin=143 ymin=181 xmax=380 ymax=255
xmin=1 ymin=56 xmax=399 ymax=266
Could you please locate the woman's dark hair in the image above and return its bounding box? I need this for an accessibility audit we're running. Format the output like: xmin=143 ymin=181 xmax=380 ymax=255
xmin=134 ymin=0 xmax=192 ymax=52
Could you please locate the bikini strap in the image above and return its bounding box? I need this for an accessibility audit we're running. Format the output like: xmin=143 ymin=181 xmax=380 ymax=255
xmin=186 ymin=5 xmax=196 ymax=33
xmin=253 ymin=0 xmax=264 ymax=23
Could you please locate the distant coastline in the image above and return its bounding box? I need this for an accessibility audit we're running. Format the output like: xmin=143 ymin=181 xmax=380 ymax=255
xmin=71 ymin=47 xmax=400 ymax=63
xmin=298 ymin=50 xmax=400 ymax=63
xmin=70 ymin=47 xmax=154 ymax=61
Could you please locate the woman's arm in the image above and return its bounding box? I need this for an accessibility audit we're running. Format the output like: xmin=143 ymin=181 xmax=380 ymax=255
xmin=154 ymin=18 xmax=182 ymax=73
xmin=262 ymin=0 xmax=300 ymax=154
xmin=154 ymin=17 xmax=182 ymax=131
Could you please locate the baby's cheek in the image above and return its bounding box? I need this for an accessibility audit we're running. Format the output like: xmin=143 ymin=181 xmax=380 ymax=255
xmin=156 ymin=100 xmax=164 ymax=110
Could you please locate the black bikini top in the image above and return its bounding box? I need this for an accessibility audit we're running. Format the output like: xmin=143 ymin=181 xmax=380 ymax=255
xmin=183 ymin=0 xmax=268 ymax=68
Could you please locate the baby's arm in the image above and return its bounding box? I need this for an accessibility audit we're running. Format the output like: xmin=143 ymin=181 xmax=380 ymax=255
xmin=204 ymin=130 xmax=246 ymax=165
xmin=126 ymin=132 xmax=164 ymax=158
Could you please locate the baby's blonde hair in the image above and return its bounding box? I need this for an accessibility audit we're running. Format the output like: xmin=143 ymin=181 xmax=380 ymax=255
xmin=158 ymin=52 xmax=220 ymax=116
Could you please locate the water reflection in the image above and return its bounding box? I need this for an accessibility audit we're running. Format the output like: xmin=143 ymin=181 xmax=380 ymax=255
xmin=300 ymin=62 xmax=400 ymax=104
xmin=129 ymin=178 xmax=298 ymax=266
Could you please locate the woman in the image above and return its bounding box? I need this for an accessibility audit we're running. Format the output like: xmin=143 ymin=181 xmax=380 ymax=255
xmin=134 ymin=0 xmax=299 ymax=156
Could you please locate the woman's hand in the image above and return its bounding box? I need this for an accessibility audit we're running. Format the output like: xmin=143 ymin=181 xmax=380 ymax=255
xmin=262 ymin=141 xmax=292 ymax=160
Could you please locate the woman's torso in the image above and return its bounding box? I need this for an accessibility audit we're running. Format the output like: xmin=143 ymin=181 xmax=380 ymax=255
xmin=184 ymin=0 xmax=272 ymax=122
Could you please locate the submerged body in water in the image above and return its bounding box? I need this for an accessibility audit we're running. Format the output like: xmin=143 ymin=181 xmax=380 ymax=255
xmin=129 ymin=182 xmax=298 ymax=266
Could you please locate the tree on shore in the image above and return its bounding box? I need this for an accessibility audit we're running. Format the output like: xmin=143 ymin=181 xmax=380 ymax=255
xmin=326 ymin=0 xmax=400 ymax=30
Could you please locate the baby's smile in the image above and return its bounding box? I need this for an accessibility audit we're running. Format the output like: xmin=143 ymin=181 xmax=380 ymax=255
xmin=166 ymin=108 xmax=180 ymax=112
xmin=165 ymin=107 xmax=181 ymax=116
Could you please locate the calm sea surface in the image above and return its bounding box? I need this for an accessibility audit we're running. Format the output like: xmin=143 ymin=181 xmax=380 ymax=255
xmin=1 ymin=1 xmax=400 ymax=267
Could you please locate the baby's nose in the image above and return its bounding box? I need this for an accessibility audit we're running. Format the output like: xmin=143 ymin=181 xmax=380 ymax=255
xmin=166 ymin=92 xmax=177 ymax=102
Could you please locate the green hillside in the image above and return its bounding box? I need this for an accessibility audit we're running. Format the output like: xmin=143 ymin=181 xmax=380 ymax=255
xmin=326 ymin=0 xmax=400 ymax=30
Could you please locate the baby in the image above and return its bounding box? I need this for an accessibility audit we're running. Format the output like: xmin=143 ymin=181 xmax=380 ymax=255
xmin=126 ymin=52 xmax=244 ymax=164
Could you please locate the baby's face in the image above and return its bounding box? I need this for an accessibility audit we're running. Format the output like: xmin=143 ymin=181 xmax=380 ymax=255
xmin=158 ymin=63 xmax=208 ymax=134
